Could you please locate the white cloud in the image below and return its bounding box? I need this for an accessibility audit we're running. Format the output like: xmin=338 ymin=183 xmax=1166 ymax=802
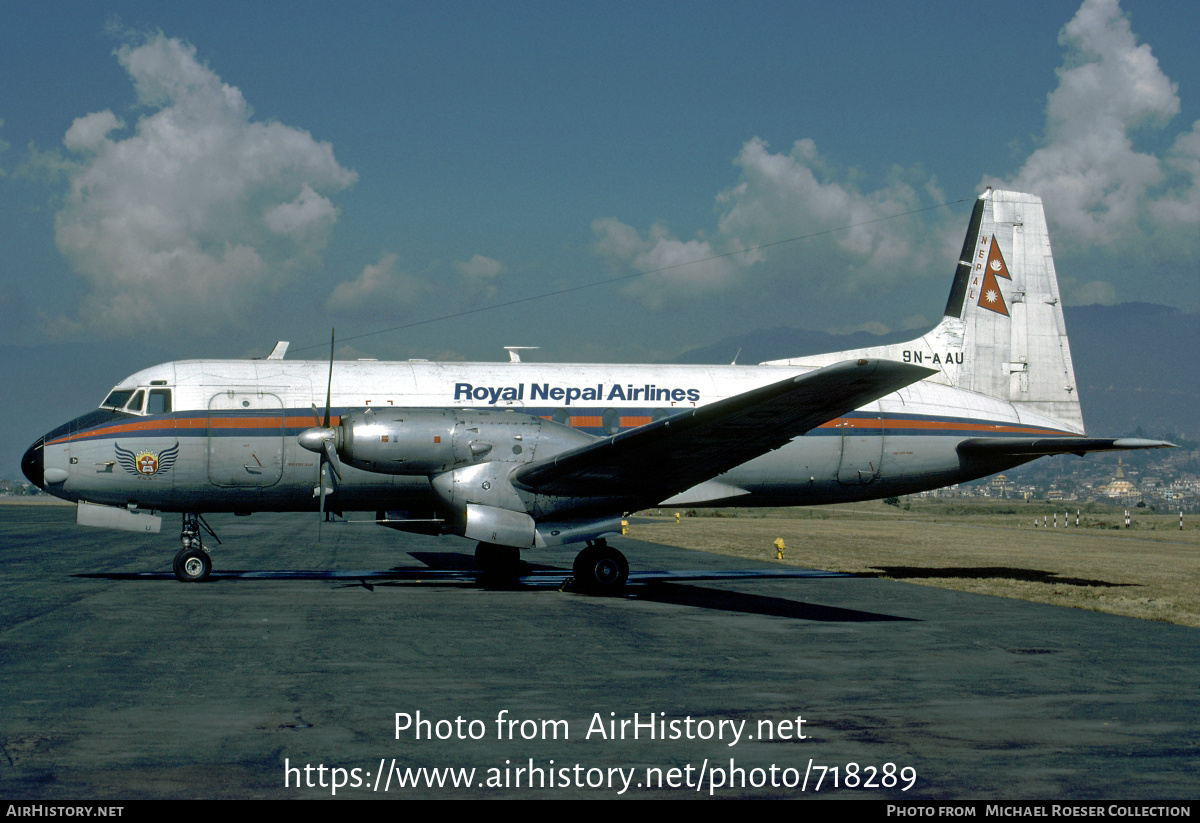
xmin=325 ymin=253 xmax=423 ymax=319
xmin=50 ymin=32 xmax=356 ymax=336
xmin=984 ymin=0 xmax=1200 ymax=258
xmin=62 ymin=111 xmax=124 ymax=153
xmin=598 ymin=0 xmax=1200 ymax=318
xmin=447 ymin=254 xmax=506 ymax=303
xmin=1152 ymin=120 xmax=1200 ymax=231
xmin=263 ymin=184 xmax=338 ymax=244
xmin=454 ymin=254 xmax=504 ymax=279
xmin=594 ymin=137 xmax=956 ymax=309
xmin=1063 ymin=278 xmax=1118 ymax=306
xmin=591 ymin=218 xmax=741 ymax=308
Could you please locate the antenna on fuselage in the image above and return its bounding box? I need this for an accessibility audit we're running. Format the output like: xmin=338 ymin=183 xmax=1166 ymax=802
xmin=504 ymin=346 xmax=539 ymax=363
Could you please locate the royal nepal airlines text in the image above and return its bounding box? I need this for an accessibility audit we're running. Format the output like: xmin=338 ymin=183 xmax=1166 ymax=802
xmin=454 ymin=382 xmax=701 ymax=405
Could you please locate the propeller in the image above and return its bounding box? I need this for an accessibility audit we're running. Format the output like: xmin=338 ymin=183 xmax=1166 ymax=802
xmin=297 ymin=329 xmax=343 ymax=540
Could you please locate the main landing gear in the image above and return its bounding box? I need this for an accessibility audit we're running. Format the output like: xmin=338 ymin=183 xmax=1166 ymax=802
xmin=173 ymin=513 xmax=219 ymax=582
xmin=572 ymin=539 xmax=629 ymax=594
xmin=473 ymin=538 xmax=630 ymax=593
xmin=474 ymin=542 xmax=522 ymax=581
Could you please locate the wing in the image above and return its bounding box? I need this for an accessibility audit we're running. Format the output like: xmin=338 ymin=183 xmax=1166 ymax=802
xmin=513 ymin=358 xmax=934 ymax=504
xmin=957 ymin=437 xmax=1175 ymax=458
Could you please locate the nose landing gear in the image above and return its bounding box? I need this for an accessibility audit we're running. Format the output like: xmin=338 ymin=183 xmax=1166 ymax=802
xmin=173 ymin=513 xmax=220 ymax=582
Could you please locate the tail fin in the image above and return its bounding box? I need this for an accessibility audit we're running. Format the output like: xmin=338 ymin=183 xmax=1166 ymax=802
xmin=763 ymin=188 xmax=1084 ymax=432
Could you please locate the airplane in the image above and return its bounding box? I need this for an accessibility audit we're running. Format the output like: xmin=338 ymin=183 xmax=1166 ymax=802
xmin=21 ymin=188 xmax=1172 ymax=591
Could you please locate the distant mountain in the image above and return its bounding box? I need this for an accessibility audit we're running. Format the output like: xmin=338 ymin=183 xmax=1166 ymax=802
xmin=1064 ymin=303 xmax=1199 ymax=441
xmin=674 ymin=303 xmax=1200 ymax=441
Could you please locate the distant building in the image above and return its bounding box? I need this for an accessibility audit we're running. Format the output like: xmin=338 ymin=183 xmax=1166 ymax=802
xmin=1100 ymin=458 xmax=1138 ymax=501
xmin=989 ymin=474 xmax=1015 ymax=497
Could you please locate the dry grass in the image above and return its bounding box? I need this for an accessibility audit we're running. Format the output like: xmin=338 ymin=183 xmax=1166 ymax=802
xmin=631 ymin=502 xmax=1200 ymax=627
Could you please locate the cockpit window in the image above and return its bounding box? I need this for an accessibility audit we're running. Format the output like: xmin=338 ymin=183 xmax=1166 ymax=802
xmin=124 ymin=390 xmax=145 ymax=413
xmin=147 ymin=389 xmax=172 ymax=415
xmin=101 ymin=390 xmax=134 ymax=410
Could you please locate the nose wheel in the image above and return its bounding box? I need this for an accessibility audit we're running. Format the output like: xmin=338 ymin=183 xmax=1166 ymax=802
xmin=174 ymin=513 xmax=218 ymax=582
xmin=572 ymin=540 xmax=629 ymax=593
xmin=173 ymin=547 xmax=212 ymax=582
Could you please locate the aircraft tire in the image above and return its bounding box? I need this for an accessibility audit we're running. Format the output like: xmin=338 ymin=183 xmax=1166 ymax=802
xmin=475 ymin=542 xmax=521 ymax=581
xmin=572 ymin=544 xmax=629 ymax=593
xmin=173 ymin=548 xmax=212 ymax=583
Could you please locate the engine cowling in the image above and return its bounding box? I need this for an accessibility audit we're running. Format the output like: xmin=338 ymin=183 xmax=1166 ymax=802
xmin=324 ymin=407 xmax=595 ymax=476
xmin=339 ymin=408 xmax=458 ymax=474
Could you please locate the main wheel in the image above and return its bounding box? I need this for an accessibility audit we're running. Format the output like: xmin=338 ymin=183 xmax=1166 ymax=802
xmin=572 ymin=543 xmax=629 ymax=593
xmin=475 ymin=542 xmax=521 ymax=581
xmin=173 ymin=548 xmax=212 ymax=583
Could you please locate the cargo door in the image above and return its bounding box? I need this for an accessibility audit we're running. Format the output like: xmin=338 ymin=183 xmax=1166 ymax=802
xmin=207 ymin=390 xmax=284 ymax=487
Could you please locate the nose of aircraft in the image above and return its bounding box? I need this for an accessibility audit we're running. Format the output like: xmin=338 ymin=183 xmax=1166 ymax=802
xmin=21 ymin=437 xmax=45 ymax=490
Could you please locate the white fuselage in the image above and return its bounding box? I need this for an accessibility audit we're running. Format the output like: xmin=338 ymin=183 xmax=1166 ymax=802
xmin=37 ymin=358 xmax=1075 ymax=516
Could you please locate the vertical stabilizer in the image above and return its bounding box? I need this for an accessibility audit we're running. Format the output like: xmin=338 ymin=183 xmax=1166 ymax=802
xmin=762 ymin=189 xmax=1084 ymax=432
xmin=952 ymin=190 xmax=1081 ymax=431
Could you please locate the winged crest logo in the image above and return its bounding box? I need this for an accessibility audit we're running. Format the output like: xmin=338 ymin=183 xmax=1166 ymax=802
xmin=115 ymin=442 xmax=179 ymax=477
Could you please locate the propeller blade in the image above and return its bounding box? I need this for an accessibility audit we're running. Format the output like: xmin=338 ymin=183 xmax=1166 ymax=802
xmin=322 ymin=439 xmax=342 ymax=484
xmin=323 ymin=329 xmax=334 ymax=428
xmin=318 ymin=463 xmax=325 ymax=543
xmin=317 ymin=329 xmax=336 ymax=544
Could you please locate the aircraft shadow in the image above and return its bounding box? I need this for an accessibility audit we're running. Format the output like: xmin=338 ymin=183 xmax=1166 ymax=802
xmin=867 ymin=566 xmax=1137 ymax=588
xmin=632 ymin=582 xmax=916 ymax=622
xmin=75 ymin=551 xmax=910 ymax=622
xmin=403 ymin=552 xmax=912 ymax=622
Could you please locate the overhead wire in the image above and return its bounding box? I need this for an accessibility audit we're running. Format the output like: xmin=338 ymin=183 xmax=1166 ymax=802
xmin=291 ymin=196 xmax=972 ymax=356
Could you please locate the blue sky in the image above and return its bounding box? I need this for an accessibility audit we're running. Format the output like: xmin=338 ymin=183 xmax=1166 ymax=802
xmin=2 ymin=0 xmax=1198 ymax=367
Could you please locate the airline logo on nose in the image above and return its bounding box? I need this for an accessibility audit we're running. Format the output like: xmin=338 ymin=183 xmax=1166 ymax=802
xmin=115 ymin=442 xmax=180 ymax=477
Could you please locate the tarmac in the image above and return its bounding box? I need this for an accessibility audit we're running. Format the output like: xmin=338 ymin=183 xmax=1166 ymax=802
xmin=1 ymin=502 xmax=1198 ymax=799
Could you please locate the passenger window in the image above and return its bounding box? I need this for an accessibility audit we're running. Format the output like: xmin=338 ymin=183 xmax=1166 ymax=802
xmin=551 ymin=409 xmax=570 ymax=425
xmin=147 ymin=389 xmax=172 ymax=415
xmin=102 ymin=390 xmax=133 ymax=410
xmin=124 ymin=390 xmax=145 ymax=413
xmin=651 ymin=408 xmax=671 ymax=422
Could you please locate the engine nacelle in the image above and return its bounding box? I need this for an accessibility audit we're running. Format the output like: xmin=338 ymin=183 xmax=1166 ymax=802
xmin=333 ymin=407 xmax=594 ymax=476
xmin=339 ymin=408 xmax=458 ymax=474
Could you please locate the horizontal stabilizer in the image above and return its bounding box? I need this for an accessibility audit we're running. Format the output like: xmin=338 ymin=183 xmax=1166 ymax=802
xmin=514 ymin=358 xmax=934 ymax=504
xmin=957 ymin=437 xmax=1175 ymax=458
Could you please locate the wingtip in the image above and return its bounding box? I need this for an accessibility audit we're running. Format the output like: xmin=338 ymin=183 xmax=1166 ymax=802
xmin=1112 ymin=438 xmax=1177 ymax=450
